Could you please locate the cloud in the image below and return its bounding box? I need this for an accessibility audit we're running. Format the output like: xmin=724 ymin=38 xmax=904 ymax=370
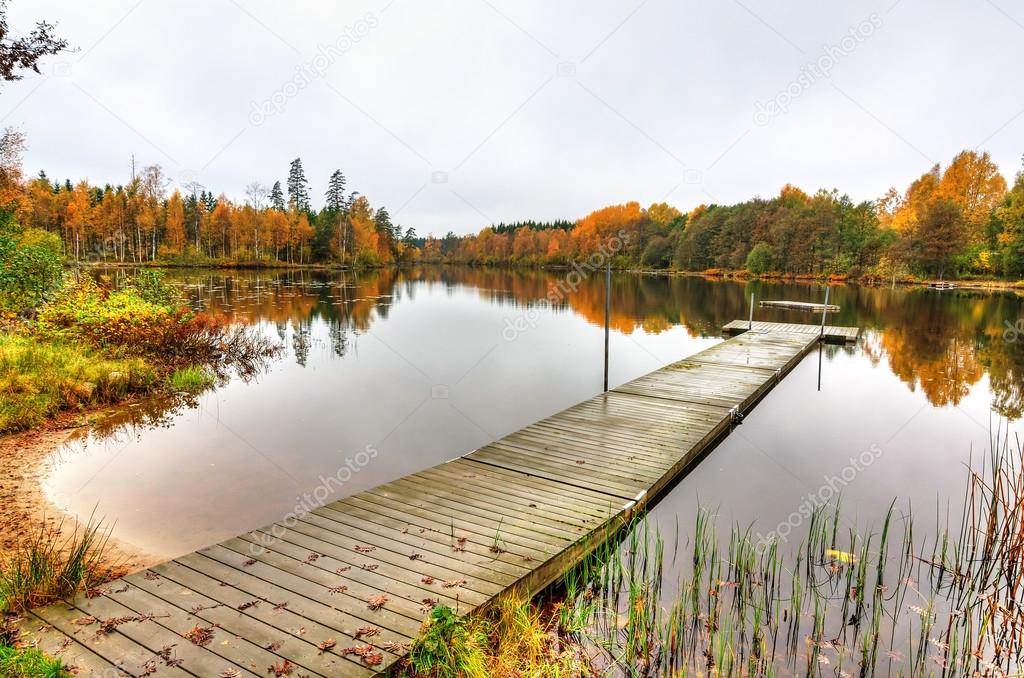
xmin=4 ymin=0 xmax=1023 ymax=235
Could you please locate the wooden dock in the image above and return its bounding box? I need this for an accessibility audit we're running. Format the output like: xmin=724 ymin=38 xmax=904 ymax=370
xmin=759 ymin=300 xmax=840 ymax=313
xmin=722 ymin=319 xmax=860 ymax=344
xmin=14 ymin=326 xmax=840 ymax=677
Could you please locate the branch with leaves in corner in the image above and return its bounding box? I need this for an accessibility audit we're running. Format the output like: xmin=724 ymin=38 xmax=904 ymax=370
xmin=0 ymin=0 xmax=69 ymax=83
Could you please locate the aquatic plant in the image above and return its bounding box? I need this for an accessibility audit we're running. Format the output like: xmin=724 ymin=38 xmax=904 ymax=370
xmin=167 ymin=365 xmax=216 ymax=393
xmin=555 ymin=432 xmax=1024 ymax=677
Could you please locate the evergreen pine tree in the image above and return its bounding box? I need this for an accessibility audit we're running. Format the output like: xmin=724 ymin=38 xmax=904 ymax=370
xmin=325 ymin=169 xmax=347 ymax=212
xmin=269 ymin=181 xmax=285 ymax=211
xmin=287 ymin=158 xmax=310 ymax=212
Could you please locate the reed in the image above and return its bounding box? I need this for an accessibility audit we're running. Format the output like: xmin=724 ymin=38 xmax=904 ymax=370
xmin=554 ymin=434 xmax=1024 ymax=677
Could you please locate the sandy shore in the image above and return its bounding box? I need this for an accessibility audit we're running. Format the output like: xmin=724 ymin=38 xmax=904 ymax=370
xmin=0 ymin=420 xmax=163 ymax=579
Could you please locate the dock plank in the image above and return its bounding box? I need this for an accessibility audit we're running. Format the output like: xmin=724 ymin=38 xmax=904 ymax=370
xmin=20 ymin=324 xmax=844 ymax=676
xmin=723 ymin=319 xmax=860 ymax=343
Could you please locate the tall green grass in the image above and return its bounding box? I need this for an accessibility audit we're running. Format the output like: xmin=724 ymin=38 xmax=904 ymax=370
xmin=0 ymin=333 xmax=156 ymax=432
xmin=167 ymin=365 xmax=215 ymax=392
xmin=0 ymin=515 xmax=113 ymax=614
xmin=0 ymin=643 xmax=68 ymax=678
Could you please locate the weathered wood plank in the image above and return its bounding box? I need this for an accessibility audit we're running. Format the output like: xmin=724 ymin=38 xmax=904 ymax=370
xmin=723 ymin=319 xmax=859 ymax=343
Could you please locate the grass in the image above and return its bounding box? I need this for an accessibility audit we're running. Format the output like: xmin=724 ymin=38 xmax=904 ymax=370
xmin=0 ymin=515 xmax=113 ymax=614
xmin=405 ymin=595 xmax=585 ymax=677
xmin=167 ymin=365 xmax=216 ymax=392
xmin=0 ymin=332 xmax=157 ymax=432
xmin=0 ymin=643 xmax=68 ymax=678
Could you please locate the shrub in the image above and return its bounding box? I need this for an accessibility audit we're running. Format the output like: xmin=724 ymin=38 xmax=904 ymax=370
xmin=0 ymin=227 xmax=64 ymax=313
xmin=407 ymin=606 xmax=488 ymax=678
xmin=35 ymin=276 xmax=175 ymax=353
xmin=354 ymin=249 xmax=381 ymax=269
xmin=745 ymin=243 xmax=774 ymax=275
xmin=129 ymin=269 xmax=180 ymax=307
xmin=35 ymin=276 xmax=276 ymax=373
xmin=405 ymin=597 xmax=584 ymax=677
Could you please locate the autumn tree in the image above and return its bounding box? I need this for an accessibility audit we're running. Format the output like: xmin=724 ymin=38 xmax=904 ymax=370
xmin=911 ymin=198 xmax=966 ymax=278
xmin=165 ymin=190 xmax=185 ymax=253
xmin=348 ymin=195 xmax=377 ymax=261
xmin=244 ymin=181 xmax=268 ymax=258
xmin=937 ymin=150 xmax=1007 ymax=246
xmin=0 ymin=126 xmax=24 ymax=208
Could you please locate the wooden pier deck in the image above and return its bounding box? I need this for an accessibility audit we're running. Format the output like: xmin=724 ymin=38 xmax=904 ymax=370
xmin=722 ymin=319 xmax=860 ymax=343
xmin=14 ymin=326 xmax=839 ymax=677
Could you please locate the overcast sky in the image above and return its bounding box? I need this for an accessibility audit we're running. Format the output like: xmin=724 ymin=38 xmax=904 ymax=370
xmin=3 ymin=0 xmax=1023 ymax=236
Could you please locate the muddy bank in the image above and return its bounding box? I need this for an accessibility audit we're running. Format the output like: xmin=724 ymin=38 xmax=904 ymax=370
xmin=0 ymin=417 xmax=163 ymax=578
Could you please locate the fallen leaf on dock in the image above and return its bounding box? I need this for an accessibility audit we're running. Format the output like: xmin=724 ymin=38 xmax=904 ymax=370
xmin=185 ymin=625 xmax=215 ymax=646
xmin=355 ymin=626 xmax=379 ymax=639
xmin=267 ymin=658 xmax=295 ymax=676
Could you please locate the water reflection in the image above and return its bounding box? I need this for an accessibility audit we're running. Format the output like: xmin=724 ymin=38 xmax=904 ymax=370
xmin=46 ymin=267 xmax=1024 ymax=557
xmin=163 ymin=268 xmax=1024 ymax=417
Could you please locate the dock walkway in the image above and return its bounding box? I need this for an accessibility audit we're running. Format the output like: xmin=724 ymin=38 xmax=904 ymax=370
xmin=722 ymin=319 xmax=860 ymax=343
xmin=15 ymin=326 xmax=836 ymax=676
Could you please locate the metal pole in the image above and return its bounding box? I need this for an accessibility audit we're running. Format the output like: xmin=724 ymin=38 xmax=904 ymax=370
xmin=748 ymin=292 xmax=755 ymax=331
xmin=817 ymin=341 xmax=823 ymax=391
xmin=820 ymin=285 xmax=830 ymax=338
xmin=603 ymin=259 xmax=610 ymax=392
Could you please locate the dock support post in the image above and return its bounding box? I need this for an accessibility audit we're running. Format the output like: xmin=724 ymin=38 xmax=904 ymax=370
xmin=819 ymin=286 xmax=830 ymax=338
xmin=748 ymin=292 xmax=755 ymax=331
xmin=603 ymin=259 xmax=610 ymax=392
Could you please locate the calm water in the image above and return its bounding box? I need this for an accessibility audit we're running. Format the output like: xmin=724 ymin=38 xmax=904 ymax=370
xmin=44 ymin=267 xmax=1024 ymax=564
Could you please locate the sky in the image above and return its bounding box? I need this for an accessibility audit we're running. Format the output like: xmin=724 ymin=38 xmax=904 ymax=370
xmin=3 ymin=0 xmax=1023 ymax=236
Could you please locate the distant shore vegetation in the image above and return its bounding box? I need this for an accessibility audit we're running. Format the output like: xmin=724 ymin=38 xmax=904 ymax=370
xmin=2 ymin=127 xmax=1023 ymax=281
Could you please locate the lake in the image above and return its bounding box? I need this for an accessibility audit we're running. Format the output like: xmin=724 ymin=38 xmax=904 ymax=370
xmin=44 ymin=267 xmax=1024 ymax=569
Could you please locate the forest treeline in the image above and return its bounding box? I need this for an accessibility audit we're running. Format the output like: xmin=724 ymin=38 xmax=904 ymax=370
xmin=2 ymin=128 xmax=1023 ymax=279
xmin=447 ymin=149 xmax=1024 ymax=280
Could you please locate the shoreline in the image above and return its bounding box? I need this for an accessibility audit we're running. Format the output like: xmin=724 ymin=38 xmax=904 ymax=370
xmin=75 ymin=259 xmax=1024 ymax=290
xmin=633 ymin=268 xmax=1024 ymax=291
xmin=0 ymin=410 xmax=164 ymax=579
